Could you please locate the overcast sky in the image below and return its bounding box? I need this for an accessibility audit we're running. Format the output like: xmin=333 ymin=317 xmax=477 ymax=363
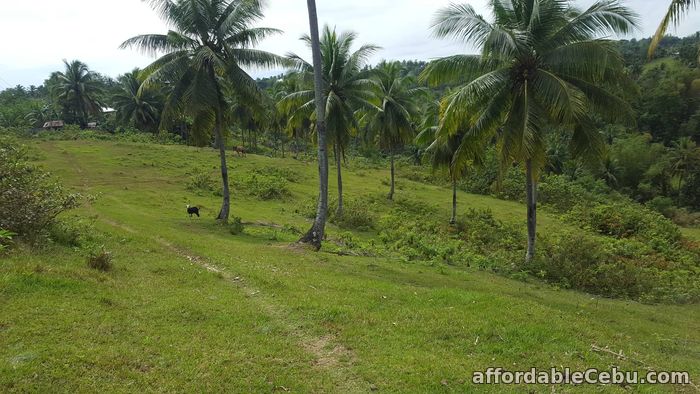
xmin=0 ymin=0 xmax=698 ymax=88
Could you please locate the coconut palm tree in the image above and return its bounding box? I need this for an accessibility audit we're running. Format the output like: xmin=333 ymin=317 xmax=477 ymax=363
xmin=112 ymin=69 xmax=163 ymax=133
xmin=274 ymin=73 xmax=312 ymax=158
xmin=422 ymin=0 xmax=638 ymax=262
xmin=51 ymin=60 xmax=104 ymax=128
xmin=416 ymin=96 xmax=486 ymax=224
xmin=669 ymin=136 xmax=700 ymax=203
xmin=282 ymin=26 xmax=379 ymax=216
xmin=298 ymin=0 xmax=329 ymax=250
xmin=363 ymin=61 xmax=425 ymax=200
xmin=121 ymin=0 xmax=285 ymax=222
xmin=649 ymin=0 xmax=699 ymax=61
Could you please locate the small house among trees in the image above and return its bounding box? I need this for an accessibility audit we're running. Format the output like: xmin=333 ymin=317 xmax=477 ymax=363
xmin=42 ymin=120 xmax=64 ymax=130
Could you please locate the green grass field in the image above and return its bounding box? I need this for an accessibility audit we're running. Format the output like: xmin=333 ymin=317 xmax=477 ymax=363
xmin=2 ymin=140 xmax=699 ymax=392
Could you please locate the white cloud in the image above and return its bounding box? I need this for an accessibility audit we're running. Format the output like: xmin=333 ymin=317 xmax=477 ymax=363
xmin=0 ymin=0 xmax=697 ymax=87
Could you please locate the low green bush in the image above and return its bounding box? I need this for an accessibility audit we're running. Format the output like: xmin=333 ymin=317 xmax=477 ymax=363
xmin=329 ymin=198 xmax=376 ymax=231
xmin=228 ymin=217 xmax=244 ymax=235
xmin=87 ymin=247 xmax=113 ymax=272
xmin=568 ymin=202 xmax=681 ymax=248
xmin=0 ymin=136 xmax=81 ymax=240
xmin=252 ymin=166 xmax=301 ymax=183
xmin=187 ymin=168 xmax=216 ymax=193
xmin=48 ymin=216 xmax=97 ymax=248
xmin=0 ymin=229 xmax=15 ymax=253
xmin=529 ymin=230 xmax=700 ymax=303
xmin=492 ymin=166 xmax=526 ymax=202
xmin=235 ymin=173 xmax=290 ymax=200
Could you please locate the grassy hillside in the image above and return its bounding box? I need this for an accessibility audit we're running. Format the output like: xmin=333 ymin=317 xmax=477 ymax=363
xmin=2 ymin=140 xmax=699 ymax=392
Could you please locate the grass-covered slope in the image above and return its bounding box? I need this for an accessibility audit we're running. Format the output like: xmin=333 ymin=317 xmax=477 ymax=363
xmin=1 ymin=140 xmax=699 ymax=392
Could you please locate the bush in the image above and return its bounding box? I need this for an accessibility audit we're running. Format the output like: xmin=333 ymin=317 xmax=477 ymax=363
xmin=48 ymin=217 xmax=96 ymax=248
xmin=0 ymin=137 xmax=80 ymax=239
xmin=492 ymin=166 xmax=526 ymax=201
xmin=538 ymin=174 xmax=604 ymax=212
xmin=187 ymin=168 xmax=216 ymax=193
xmin=530 ymin=230 xmax=700 ymax=303
xmin=454 ymin=208 xmax=524 ymax=254
xmin=252 ymin=166 xmax=301 ymax=183
xmin=646 ymin=196 xmax=676 ymax=218
xmin=87 ymin=247 xmax=113 ymax=272
xmin=235 ymin=173 xmax=290 ymax=200
xmin=330 ymin=198 xmax=376 ymax=231
xmin=0 ymin=229 xmax=15 ymax=253
xmin=228 ymin=217 xmax=244 ymax=235
xmin=568 ymin=202 xmax=681 ymax=248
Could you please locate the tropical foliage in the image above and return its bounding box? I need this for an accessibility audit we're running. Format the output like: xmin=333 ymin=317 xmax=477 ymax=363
xmin=281 ymin=25 xmax=378 ymax=216
xmin=121 ymin=0 xmax=285 ymax=221
xmin=362 ymin=61 xmax=424 ymax=200
xmin=421 ymin=0 xmax=639 ymax=261
xmin=112 ymin=69 xmax=163 ymax=133
xmin=50 ymin=60 xmax=104 ymax=128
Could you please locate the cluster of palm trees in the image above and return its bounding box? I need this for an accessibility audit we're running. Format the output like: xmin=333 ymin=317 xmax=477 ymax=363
xmin=121 ymin=0 xmax=651 ymax=261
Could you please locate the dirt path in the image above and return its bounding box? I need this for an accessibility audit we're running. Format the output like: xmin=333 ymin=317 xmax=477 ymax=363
xmin=101 ymin=217 xmax=369 ymax=393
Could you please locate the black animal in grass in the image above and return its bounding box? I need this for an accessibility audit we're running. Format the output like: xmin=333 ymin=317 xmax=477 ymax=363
xmin=186 ymin=205 xmax=200 ymax=218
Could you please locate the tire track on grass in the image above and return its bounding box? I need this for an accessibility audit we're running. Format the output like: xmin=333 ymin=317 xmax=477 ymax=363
xmin=101 ymin=217 xmax=369 ymax=393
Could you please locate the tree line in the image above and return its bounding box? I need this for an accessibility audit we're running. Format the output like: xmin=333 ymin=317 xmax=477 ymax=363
xmin=1 ymin=0 xmax=700 ymax=260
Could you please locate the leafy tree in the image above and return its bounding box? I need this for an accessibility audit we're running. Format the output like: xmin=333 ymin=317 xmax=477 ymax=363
xmin=422 ymin=0 xmax=637 ymax=262
xmin=363 ymin=61 xmax=424 ymax=200
xmin=283 ymin=25 xmax=378 ymax=216
xmin=298 ymin=0 xmax=330 ymax=250
xmin=121 ymin=0 xmax=284 ymax=221
xmin=51 ymin=60 xmax=104 ymax=128
xmin=112 ymin=69 xmax=163 ymax=133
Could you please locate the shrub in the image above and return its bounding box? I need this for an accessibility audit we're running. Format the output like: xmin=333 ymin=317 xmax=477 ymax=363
xmin=0 ymin=137 xmax=80 ymax=239
xmin=454 ymin=208 xmax=524 ymax=254
xmin=187 ymin=168 xmax=216 ymax=193
xmin=530 ymin=230 xmax=700 ymax=303
xmin=646 ymin=196 xmax=676 ymax=218
xmin=48 ymin=216 xmax=96 ymax=247
xmin=538 ymin=174 xmax=603 ymax=212
xmin=330 ymin=198 xmax=376 ymax=231
xmin=568 ymin=202 xmax=681 ymax=248
xmin=235 ymin=173 xmax=290 ymax=200
xmin=492 ymin=166 xmax=526 ymax=201
xmin=228 ymin=217 xmax=244 ymax=235
xmin=0 ymin=229 xmax=15 ymax=253
xmin=87 ymin=248 xmax=113 ymax=272
xmin=252 ymin=166 xmax=301 ymax=183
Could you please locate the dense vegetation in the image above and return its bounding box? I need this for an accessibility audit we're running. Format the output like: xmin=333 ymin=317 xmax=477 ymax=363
xmin=2 ymin=0 xmax=700 ymax=304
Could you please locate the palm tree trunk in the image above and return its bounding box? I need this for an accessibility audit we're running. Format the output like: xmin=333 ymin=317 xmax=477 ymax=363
xmin=335 ymin=142 xmax=344 ymax=216
xmin=678 ymin=172 xmax=684 ymax=205
xmin=388 ymin=153 xmax=395 ymax=200
xmin=525 ymin=159 xmax=537 ymax=263
xmin=215 ymin=110 xmax=230 ymax=222
xmin=299 ymin=0 xmax=329 ymax=250
xmin=450 ymin=178 xmax=457 ymax=225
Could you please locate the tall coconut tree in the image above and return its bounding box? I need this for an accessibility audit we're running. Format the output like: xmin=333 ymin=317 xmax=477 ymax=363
xmin=416 ymin=97 xmax=486 ymax=225
xmin=121 ymin=0 xmax=285 ymax=222
xmin=669 ymin=136 xmax=700 ymax=203
xmin=422 ymin=0 xmax=638 ymax=262
xmin=298 ymin=0 xmax=329 ymax=250
xmin=282 ymin=26 xmax=379 ymax=216
xmin=51 ymin=60 xmax=104 ymax=128
xmin=649 ymin=0 xmax=699 ymax=61
xmin=363 ymin=61 xmax=425 ymax=200
xmin=112 ymin=69 xmax=163 ymax=132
